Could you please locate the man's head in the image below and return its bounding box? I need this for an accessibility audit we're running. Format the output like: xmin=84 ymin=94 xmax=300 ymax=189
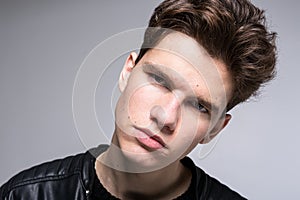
xmin=108 ymin=0 xmax=277 ymax=172
xmin=135 ymin=0 xmax=277 ymax=111
xmin=115 ymin=31 xmax=232 ymax=171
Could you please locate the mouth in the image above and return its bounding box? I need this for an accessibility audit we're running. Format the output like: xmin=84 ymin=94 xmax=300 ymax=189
xmin=134 ymin=127 xmax=166 ymax=150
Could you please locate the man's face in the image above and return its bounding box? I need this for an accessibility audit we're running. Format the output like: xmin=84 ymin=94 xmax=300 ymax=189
xmin=112 ymin=32 xmax=232 ymax=172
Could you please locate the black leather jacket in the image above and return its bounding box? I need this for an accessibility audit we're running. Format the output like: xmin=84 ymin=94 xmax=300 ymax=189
xmin=0 ymin=145 xmax=109 ymax=200
xmin=0 ymin=145 xmax=246 ymax=200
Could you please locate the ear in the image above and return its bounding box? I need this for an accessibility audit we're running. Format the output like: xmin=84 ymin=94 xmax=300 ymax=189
xmin=200 ymin=114 xmax=232 ymax=144
xmin=119 ymin=52 xmax=138 ymax=92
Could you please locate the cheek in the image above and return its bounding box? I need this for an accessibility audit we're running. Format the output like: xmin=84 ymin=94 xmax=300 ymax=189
xmin=178 ymin=111 xmax=211 ymax=142
xmin=127 ymin=85 xmax=162 ymax=126
xmin=166 ymin=113 xmax=210 ymax=158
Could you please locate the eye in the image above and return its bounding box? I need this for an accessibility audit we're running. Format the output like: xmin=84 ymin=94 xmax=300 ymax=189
xmin=152 ymin=74 xmax=165 ymax=84
xmin=189 ymin=100 xmax=208 ymax=113
xmin=149 ymin=73 xmax=169 ymax=88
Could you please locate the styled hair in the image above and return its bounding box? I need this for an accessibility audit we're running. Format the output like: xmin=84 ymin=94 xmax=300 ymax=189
xmin=135 ymin=0 xmax=277 ymax=111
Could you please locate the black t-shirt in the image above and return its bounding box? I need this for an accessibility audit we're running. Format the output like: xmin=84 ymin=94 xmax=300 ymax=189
xmin=91 ymin=157 xmax=246 ymax=200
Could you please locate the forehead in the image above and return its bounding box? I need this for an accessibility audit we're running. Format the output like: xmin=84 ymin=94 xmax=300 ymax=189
xmin=137 ymin=32 xmax=233 ymax=112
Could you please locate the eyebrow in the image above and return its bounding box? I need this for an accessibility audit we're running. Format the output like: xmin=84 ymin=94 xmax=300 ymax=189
xmin=141 ymin=62 xmax=219 ymax=112
xmin=142 ymin=62 xmax=174 ymax=88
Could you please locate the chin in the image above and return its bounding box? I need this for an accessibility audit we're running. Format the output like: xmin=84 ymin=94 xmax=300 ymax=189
xmin=111 ymin=141 xmax=166 ymax=172
xmin=121 ymin=151 xmax=169 ymax=173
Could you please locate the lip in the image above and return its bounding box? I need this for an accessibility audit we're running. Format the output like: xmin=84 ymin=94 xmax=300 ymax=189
xmin=134 ymin=127 xmax=166 ymax=149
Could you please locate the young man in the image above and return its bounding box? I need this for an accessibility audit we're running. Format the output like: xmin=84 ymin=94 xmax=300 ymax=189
xmin=0 ymin=0 xmax=276 ymax=199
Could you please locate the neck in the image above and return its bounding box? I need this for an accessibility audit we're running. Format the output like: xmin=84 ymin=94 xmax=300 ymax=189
xmin=95 ymin=148 xmax=191 ymax=200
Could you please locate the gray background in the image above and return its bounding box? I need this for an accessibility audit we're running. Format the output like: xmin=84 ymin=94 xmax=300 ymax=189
xmin=0 ymin=0 xmax=299 ymax=199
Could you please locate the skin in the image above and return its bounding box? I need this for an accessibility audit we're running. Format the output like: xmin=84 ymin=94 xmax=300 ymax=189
xmin=95 ymin=32 xmax=233 ymax=200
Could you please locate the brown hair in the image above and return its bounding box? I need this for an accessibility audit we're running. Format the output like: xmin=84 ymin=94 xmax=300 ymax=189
xmin=135 ymin=0 xmax=277 ymax=111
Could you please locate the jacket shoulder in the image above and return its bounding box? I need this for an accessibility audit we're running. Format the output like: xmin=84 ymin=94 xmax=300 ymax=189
xmin=0 ymin=149 xmax=96 ymax=199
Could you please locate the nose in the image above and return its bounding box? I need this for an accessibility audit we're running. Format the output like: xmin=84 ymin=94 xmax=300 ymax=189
xmin=150 ymin=93 xmax=181 ymax=132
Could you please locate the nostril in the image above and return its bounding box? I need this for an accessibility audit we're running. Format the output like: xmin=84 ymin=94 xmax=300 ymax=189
xmin=150 ymin=105 xmax=167 ymax=128
xmin=150 ymin=104 xmax=178 ymax=132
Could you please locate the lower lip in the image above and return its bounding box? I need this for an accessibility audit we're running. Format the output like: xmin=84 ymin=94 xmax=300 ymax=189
xmin=136 ymin=133 xmax=164 ymax=150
